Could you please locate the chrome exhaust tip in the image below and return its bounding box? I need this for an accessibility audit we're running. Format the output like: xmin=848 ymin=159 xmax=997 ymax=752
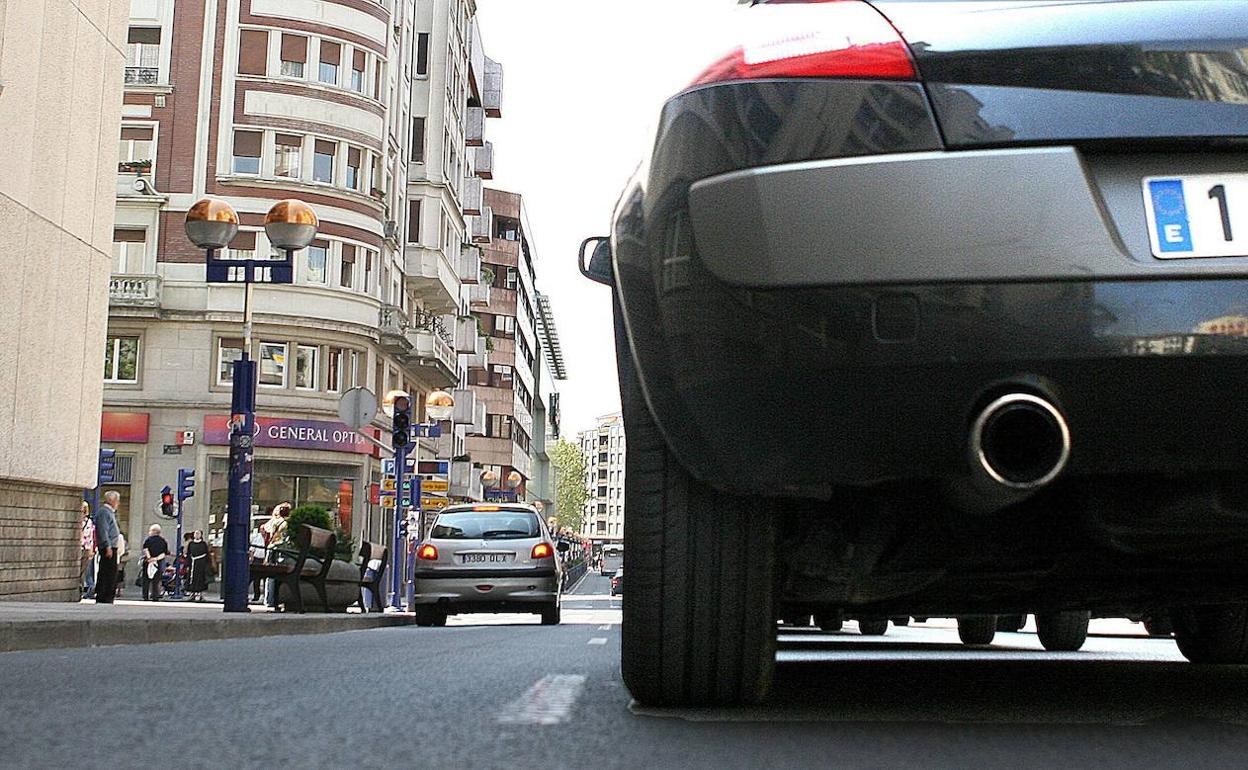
xmin=971 ymin=393 xmax=1071 ymax=490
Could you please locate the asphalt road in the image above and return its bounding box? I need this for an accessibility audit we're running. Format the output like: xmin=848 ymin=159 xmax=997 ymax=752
xmin=5 ymin=573 xmax=1248 ymax=769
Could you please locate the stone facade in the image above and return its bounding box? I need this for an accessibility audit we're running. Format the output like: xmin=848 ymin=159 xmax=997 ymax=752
xmin=0 ymin=482 xmax=83 ymax=602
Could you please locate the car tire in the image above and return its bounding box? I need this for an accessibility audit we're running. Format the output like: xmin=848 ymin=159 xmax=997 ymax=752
xmin=891 ymin=616 xmax=910 ymax=627
xmin=958 ymin=616 xmax=997 ymax=646
xmin=997 ymin=614 xmax=1027 ymax=633
xmin=540 ymin=604 xmax=561 ymax=626
xmin=858 ymin=619 xmax=889 ymax=636
xmin=1035 ymin=611 xmax=1089 ymax=652
xmin=1143 ymin=615 xmax=1174 ymax=637
xmin=616 ymin=301 xmax=777 ymax=707
xmin=782 ymin=615 xmax=812 ymax=628
xmin=414 ymin=606 xmax=443 ymax=627
xmin=1174 ymin=604 xmax=1248 ymax=664
xmin=815 ymin=614 xmax=843 ymax=632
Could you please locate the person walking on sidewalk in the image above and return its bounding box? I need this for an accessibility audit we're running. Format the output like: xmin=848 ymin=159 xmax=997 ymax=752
xmin=141 ymin=524 xmax=170 ymax=601
xmin=80 ymin=502 xmax=96 ymax=599
xmin=186 ymin=530 xmax=212 ymax=602
xmin=91 ymin=492 xmax=122 ymax=604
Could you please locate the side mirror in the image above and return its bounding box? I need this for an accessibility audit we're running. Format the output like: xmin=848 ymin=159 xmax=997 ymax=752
xmin=578 ymin=236 xmax=614 ymax=286
xmin=556 ymin=541 xmax=571 ymax=553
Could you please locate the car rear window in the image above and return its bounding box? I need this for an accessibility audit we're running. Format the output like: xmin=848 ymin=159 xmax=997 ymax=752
xmin=431 ymin=511 xmax=542 ymax=540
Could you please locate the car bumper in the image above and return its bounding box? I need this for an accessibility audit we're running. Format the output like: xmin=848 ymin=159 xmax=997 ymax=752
xmin=413 ymin=571 xmax=560 ymax=609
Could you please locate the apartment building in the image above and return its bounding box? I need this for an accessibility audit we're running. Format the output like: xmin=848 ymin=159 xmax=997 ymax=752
xmin=100 ymin=0 xmax=499 ymax=558
xmin=464 ymin=188 xmax=565 ymax=506
xmin=580 ymin=414 xmax=626 ymax=544
xmin=0 ymin=1 xmax=130 ymax=600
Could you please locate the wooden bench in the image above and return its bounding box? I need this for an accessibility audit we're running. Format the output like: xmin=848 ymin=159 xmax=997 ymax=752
xmin=252 ymin=524 xmax=337 ymax=613
xmin=356 ymin=540 xmax=389 ymax=613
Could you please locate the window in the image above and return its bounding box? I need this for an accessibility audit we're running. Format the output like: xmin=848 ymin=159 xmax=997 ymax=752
xmin=295 ymin=345 xmax=318 ymax=390
xmin=505 ymin=266 xmax=519 ymax=290
xmin=326 ymin=348 xmax=344 ymax=393
xmin=487 ymin=414 xmax=512 ymax=440
xmin=238 ymin=29 xmax=268 ymax=75
xmin=104 ymin=336 xmax=140 ymax=383
xmin=275 ymin=133 xmax=302 ymax=178
xmin=118 ymin=126 xmax=155 ymax=174
xmin=126 ymin=27 xmax=161 ymax=84
xmin=313 ymin=140 xmax=335 ymax=183
xmin=364 ymin=250 xmax=375 ymax=294
xmin=217 ymin=338 xmax=243 ymax=385
xmin=410 ymin=117 xmax=425 ymax=163
xmin=494 ymin=315 xmax=515 ymax=338
xmin=319 ymin=40 xmax=340 ymax=85
xmin=259 ymin=342 xmax=288 ymax=388
xmin=111 ymin=228 xmax=145 ymax=273
xmin=491 ymin=364 xmax=514 ymax=388
xmin=416 ymin=33 xmax=429 ymax=75
xmin=596 ymin=521 xmax=606 ymax=534
xmin=407 ymin=199 xmax=421 ymax=244
xmin=597 ymin=486 xmax=607 ymax=497
xmin=232 ymin=130 xmax=261 ymax=174
xmin=597 ymin=504 xmax=607 ymax=516
xmin=306 ymin=241 xmax=328 ymax=284
xmin=351 ymin=49 xmax=367 ymax=93
xmin=227 ymin=231 xmax=257 ymax=261
xmin=281 ymin=34 xmax=307 ymax=78
xmin=346 ymin=147 xmax=362 ymax=191
xmin=340 ymin=244 xmax=356 ymax=289
xmin=349 ymin=351 xmax=361 ymax=388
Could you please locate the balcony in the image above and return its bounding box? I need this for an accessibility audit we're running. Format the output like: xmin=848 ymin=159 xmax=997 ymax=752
xmin=473 ymin=142 xmax=494 ymax=180
xmin=108 ymin=274 xmax=161 ymax=311
xmin=471 ymin=399 xmax=487 ymax=436
xmin=378 ymin=304 xmax=412 ymax=355
xmin=468 ymin=281 xmax=491 ymax=309
xmin=450 ymin=459 xmax=484 ymax=501
xmin=466 ymin=333 xmax=488 ymax=369
xmin=457 ymin=245 xmax=482 ymax=284
xmin=452 ymin=388 xmax=478 ymax=425
xmin=408 ymin=326 xmax=458 ymax=387
xmin=403 ymin=245 xmax=460 ymax=314
xmin=462 ymin=176 xmax=483 ymax=216
xmin=124 ymin=67 xmax=159 ymax=85
xmin=465 ymin=107 xmax=485 ymax=148
xmin=483 ymin=57 xmax=504 ymax=118
xmin=454 ymin=316 xmax=479 ymax=353
xmin=470 ymin=206 xmax=493 ymax=244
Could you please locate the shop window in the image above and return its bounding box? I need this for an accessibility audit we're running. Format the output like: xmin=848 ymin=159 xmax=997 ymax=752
xmin=281 ymin=34 xmax=307 ymax=78
xmin=104 ymin=336 xmax=140 ymax=383
xmin=313 ymin=140 xmax=336 ymax=184
xmin=295 ymin=345 xmax=318 ymax=390
xmin=259 ymin=342 xmax=288 ymax=388
xmin=232 ymin=130 xmax=261 ymax=175
xmin=306 ymin=241 xmax=329 ymax=285
xmin=275 ymin=133 xmax=302 ymax=178
xmin=217 ymin=338 xmax=243 ymax=385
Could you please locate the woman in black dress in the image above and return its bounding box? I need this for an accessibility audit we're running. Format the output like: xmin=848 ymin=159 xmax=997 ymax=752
xmin=186 ymin=530 xmax=212 ymax=601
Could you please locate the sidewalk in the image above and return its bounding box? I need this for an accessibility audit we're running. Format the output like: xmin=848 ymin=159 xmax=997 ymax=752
xmin=0 ymin=599 xmax=415 ymax=654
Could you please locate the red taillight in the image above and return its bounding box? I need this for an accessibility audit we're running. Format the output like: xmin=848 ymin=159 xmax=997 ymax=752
xmin=531 ymin=542 xmax=553 ymax=560
xmin=690 ymin=0 xmax=915 ymax=88
xmin=417 ymin=544 xmax=438 ymax=561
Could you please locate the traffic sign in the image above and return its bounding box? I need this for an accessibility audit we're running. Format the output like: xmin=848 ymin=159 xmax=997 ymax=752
xmin=422 ymin=479 xmax=449 ymax=494
xmin=422 ymin=497 xmax=451 ymax=511
xmin=338 ymin=387 xmax=377 ymax=431
xmin=380 ymin=497 xmax=396 ymax=509
xmin=381 ymin=478 xmax=396 ymax=493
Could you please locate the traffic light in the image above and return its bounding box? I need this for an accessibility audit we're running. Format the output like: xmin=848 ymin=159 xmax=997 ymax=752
xmin=391 ymin=394 xmax=412 ymax=448
xmin=178 ymin=468 xmax=195 ymax=501
xmin=160 ymin=486 xmax=176 ymax=519
xmin=97 ymin=449 xmax=116 ymax=485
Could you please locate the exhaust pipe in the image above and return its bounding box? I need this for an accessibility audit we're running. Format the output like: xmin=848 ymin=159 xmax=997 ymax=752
xmin=970 ymin=393 xmax=1071 ymax=490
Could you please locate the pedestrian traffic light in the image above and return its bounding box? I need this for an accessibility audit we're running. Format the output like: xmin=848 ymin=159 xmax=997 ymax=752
xmin=178 ymin=468 xmax=195 ymax=501
xmin=97 ymin=448 xmax=116 ymax=485
xmin=391 ymin=393 xmax=412 ymax=448
xmin=160 ymin=486 xmax=175 ymax=519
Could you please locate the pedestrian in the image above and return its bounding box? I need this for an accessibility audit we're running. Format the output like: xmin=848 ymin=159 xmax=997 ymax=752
xmin=141 ymin=524 xmax=170 ymax=601
xmin=249 ymin=526 xmax=267 ymax=602
xmin=91 ymin=491 xmax=122 ymax=604
xmin=114 ymin=532 xmax=128 ymax=598
xmin=80 ymin=502 xmax=96 ymax=599
xmin=262 ymin=503 xmax=292 ymax=607
xmin=186 ymin=530 xmax=212 ymax=602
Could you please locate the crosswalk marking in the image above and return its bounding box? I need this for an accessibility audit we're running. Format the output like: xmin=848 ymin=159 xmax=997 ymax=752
xmin=497 ymin=675 xmax=587 ymax=725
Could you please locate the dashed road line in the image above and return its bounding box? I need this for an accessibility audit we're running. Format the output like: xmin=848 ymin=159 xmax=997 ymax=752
xmin=497 ymin=675 xmax=587 ymax=725
xmin=588 ymin=637 xmax=608 ymax=645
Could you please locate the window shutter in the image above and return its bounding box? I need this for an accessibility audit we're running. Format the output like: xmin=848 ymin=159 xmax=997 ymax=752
xmin=276 ymin=133 xmax=302 ymax=149
xmin=239 ymin=30 xmax=268 ymax=75
xmin=281 ymin=34 xmax=307 ymax=62
xmin=233 ymin=130 xmax=262 ymax=157
xmin=113 ymin=228 xmax=145 ymax=243
xmin=315 ymin=139 xmax=336 ymax=157
xmin=128 ymin=27 xmax=161 ymax=45
xmin=230 ymin=231 xmax=257 ymax=250
xmin=320 ymin=40 xmax=341 ymax=67
xmin=353 ymin=49 xmax=366 ymax=72
xmin=341 ymin=244 xmax=356 ymax=264
xmin=120 ymin=126 xmax=154 ymax=141
xmin=348 ymin=147 xmax=362 ymax=167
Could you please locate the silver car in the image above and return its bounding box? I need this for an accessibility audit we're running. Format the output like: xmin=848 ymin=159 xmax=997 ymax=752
xmin=411 ymin=503 xmax=567 ymax=626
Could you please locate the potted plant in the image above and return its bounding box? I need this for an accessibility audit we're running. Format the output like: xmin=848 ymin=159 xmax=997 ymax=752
xmin=118 ymin=159 xmax=153 ymax=174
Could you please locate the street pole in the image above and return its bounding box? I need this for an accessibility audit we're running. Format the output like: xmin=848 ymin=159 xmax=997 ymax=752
xmin=173 ymin=497 xmax=186 ymax=600
xmin=223 ymin=276 xmax=257 ymax=613
xmin=390 ymin=442 xmax=407 ymax=610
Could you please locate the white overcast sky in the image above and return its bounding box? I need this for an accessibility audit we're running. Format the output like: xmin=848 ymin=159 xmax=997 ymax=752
xmin=475 ymin=0 xmax=736 ymax=438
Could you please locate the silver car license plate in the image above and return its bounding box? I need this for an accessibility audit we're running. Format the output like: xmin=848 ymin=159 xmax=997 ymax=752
xmin=1143 ymin=174 xmax=1248 ymax=259
xmin=459 ymin=553 xmax=514 ymax=565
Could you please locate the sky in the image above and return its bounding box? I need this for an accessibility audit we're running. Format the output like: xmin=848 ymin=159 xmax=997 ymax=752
xmin=474 ymin=0 xmax=735 ymax=438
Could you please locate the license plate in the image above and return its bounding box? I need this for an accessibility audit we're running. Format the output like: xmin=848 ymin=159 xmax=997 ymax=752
xmin=1144 ymin=175 xmax=1248 ymax=259
xmin=459 ymin=553 xmax=514 ymax=565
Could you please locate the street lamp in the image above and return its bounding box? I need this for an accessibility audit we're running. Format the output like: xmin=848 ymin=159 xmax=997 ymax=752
xmin=185 ymin=197 xmax=317 ymax=613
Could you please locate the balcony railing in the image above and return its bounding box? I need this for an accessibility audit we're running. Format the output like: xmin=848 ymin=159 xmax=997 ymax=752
xmin=462 ymin=176 xmax=483 ymax=216
xmin=378 ymin=304 xmax=413 ymax=354
xmin=409 ymin=328 xmax=458 ymax=383
xmin=457 ymin=245 xmax=482 ymax=284
xmin=454 ymin=316 xmax=479 ymax=353
xmin=473 ymin=142 xmax=494 ymax=180
xmin=470 ymin=205 xmax=493 ymax=245
xmin=124 ymin=67 xmax=159 ymax=85
xmin=450 ymin=459 xmax=484 ymax=501
xmin=404 ymin=245 xmax=460 ymax=314
xmin=108 ymin=275 xmax=161 ymax=308
xmin=483 ymin=57 xmax=504 ymax=118
xmin=465 ymin=107 xmax=485 ymax=147
xmin=452 ymin=388 xmax=478 ymax=425
xmin=468 ymin=280 xmax=491 ymax=308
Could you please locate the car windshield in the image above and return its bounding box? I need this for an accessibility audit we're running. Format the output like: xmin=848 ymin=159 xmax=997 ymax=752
xmin=430 ymin=511 xmax=541 ymax=540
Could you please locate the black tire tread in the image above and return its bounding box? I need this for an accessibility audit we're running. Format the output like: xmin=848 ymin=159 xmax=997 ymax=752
xmin=1036 ymin=611 xmax=1090 ymax=652
xmin=1175 ymin=604 xmax=1248 ymax=663
xmin=958 ymin=616 xmax=997 ymax=646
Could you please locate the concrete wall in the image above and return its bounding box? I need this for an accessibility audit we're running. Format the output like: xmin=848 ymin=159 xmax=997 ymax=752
xmin=0 ymin=0 xmax=130 ymax=599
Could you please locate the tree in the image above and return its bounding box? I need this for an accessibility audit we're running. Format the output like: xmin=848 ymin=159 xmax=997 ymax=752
xmin=550 ymin=439 xmax=588 ymax=535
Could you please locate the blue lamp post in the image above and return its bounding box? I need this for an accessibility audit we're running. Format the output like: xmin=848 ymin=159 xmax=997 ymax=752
xmin=185 ymin=197 xmax=318 ymax=612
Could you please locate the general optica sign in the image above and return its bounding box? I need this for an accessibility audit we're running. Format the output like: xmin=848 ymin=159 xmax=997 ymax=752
xmin=203 ymin=416 xmax=373 ymax=455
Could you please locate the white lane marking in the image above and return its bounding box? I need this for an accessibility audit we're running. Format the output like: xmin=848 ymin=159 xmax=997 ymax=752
xmin=497 ymin=675 xmax=587 ymax=725
xmin=588 ymin=637 xmax=608 ymax=645
xmin=598 ymin=624 xmax=612 ymax=631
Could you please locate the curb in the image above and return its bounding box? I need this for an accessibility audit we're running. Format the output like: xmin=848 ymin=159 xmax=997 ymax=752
xmin=0 ymin=614 xmax=416 ymax=654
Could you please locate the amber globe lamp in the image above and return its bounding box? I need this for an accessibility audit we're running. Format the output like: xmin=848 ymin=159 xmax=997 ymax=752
xmin=425 ymin=389 xmax=455 ymax=422
xmin=505 ymin=470 xmax=523 ymax=490
xmin=264 ymin=199 xmax=319 ymax=251
xmin=481 ymin=470 xmax=500 ymax=489
xmin=184 ymin=197 xmax=239 ymax=250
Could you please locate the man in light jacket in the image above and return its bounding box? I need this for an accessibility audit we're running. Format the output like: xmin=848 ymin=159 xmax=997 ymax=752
xmin=92 ymin=491 xmax=122 ymax=604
